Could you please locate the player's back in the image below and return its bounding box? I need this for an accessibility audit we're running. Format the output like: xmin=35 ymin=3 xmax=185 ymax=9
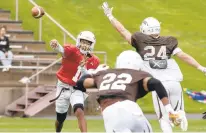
xmin=131 ymin=32 xmax=183 ymax=82
xmin=131 ymin=32 xmax=177 ymax=60
xmin=93 ymin=68 xmax=151 ymax=102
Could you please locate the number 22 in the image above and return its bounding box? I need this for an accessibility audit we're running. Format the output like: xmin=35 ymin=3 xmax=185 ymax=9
xmin=99 ymin=73 xmax=132 ymax=91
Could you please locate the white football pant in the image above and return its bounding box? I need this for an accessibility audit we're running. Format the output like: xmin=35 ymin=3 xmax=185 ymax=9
xmin=55 ymin=80 xmax=88 ymax=113
xmin=152 ymin=81 xmax=185 ymax=133
xmin=102 ymin=100 xmax=152 ymax=133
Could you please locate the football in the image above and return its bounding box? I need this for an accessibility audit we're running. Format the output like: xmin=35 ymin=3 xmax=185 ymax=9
xmin=31 ymin=6 xmax=45 ymax=19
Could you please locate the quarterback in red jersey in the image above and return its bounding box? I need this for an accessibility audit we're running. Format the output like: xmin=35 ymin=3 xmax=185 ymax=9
xmin=50 ymin=31 xmax=100 ymax=133
xmin=56 ymin=44 xmax=99 ymax=86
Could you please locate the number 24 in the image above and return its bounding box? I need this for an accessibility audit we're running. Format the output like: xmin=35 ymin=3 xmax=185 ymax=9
xmin=144 ymin=46 xmax=166 ymax=60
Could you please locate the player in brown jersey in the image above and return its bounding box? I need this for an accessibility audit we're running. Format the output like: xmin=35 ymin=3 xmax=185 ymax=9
xmin=74 ymin=50 xmax=183 ymax=133
xmin=101 ymin=2 xmax=206 ymax=132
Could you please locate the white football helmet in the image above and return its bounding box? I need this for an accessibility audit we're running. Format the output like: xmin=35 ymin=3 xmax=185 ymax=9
xmin=115 ymin=50 xmax=143 ymax=70
xmin=76 ymin=31 xmax=96 ymax=54
xmin=140 ymin=17 xmax=161 ymax=35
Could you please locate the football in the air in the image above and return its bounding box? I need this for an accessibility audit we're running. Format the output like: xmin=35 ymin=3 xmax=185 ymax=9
xmin=31 ymin=6 xmax=45 ymax=19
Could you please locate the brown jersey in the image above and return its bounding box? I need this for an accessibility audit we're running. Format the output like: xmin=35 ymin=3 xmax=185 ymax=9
xmin=131 ymin=32 xmax=178 ymax=60
xmin=93 ymin=69 xmax=151 ymax=102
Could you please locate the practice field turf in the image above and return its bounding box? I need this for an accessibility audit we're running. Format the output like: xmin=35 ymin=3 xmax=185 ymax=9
xmin=0 ymin=117 xmax=205 ymax=132
xmin=1 ymin=0 xmax=206 ymax=113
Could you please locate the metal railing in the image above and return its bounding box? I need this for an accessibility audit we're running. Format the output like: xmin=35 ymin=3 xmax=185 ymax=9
xmin=23 ymin=57 xmax=62 ymax=108
xmin=1 ymin=57 xmax=57 ymax=83
xmin=0 ymin=66 xmax=45 ymax=69
xmin=28 ymin=0 xmax=77 ymax=42
xmin=15 ymin=0 xmax=76 ymax=42
xmin=14 ymin=0 xmax=107 ymax=109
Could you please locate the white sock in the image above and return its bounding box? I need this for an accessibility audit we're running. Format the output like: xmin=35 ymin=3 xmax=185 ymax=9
xmin=159 ymin=117 xmax=173 ymax=133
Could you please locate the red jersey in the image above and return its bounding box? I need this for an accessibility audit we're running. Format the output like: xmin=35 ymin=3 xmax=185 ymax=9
xmin=57 ymin=44 xmax=100 ymax=86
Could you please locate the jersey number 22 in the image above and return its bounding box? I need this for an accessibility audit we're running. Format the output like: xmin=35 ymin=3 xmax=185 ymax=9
xmin=99 ymin=73 xmax=132 ymax=91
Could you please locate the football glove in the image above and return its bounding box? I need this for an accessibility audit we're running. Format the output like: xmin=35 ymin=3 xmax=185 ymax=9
xmin=164 ymin=104 xmax=180 ymax=127
xmin=50 ymin=39 xmax=64 ymax=53
xmin=88 ymin=64 xmax=109 ymax=75
xmin=102 ymin=2 xmax=114 ymax=20
xmin=169 ymin=110 xmax=188 ymax=131
xmin=50 ymin=39 xmax=59 ymax=49
xmin=169 ymin=112 xmax=182 ymax=126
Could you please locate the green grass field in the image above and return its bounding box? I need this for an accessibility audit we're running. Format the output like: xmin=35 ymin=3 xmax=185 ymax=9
xmin=0 ymin=117 xmax=205 ymax=132
xmin=1 ymin=0 xmax=206 ymax=113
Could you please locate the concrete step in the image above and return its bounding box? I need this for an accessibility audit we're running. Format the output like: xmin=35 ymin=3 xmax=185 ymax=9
xmin=6 ymin=109 xmax=25 ymax=117
xmin=7 ymin=108 xmax=24 ymax=113
xmin=16 ymin=103 xmax=32 ymax=108
xmin=11 ymin=59 xmax=61 ymax=70
xmin=5 ymin=85 xmax=56 ymax=117
xmin=0 ymin=10 xmax=10 ymax=20
xmin=14 ymin=51 xmax=58 ymax=59
xmin=10 ymin=40 xmax=46 ymax=51
xmin=11 ymin=45 xmax=47 ymax=53
xmin=0 ymin=82 xmax=39 ymax=87
xmin=28 ymin=96 xmax=41 ymax=100
xmin=0 ymin=69 xmax=57 ymax=84
xmin=7 ymin=30 xmax=34 ymax=41
xmin=24 ymin=91 xmax=56 ymax=117
xmin=0 ymin=20 xmax=22 ymax=30
xmin=11 ymin=56 xmax=61 ymax=69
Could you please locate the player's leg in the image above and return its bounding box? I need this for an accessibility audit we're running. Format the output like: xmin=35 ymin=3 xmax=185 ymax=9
xmin=55 ymin=82 xmax=71 ymax=133
xmin=168 ymin=81 xmax=188 ymax=130
xmin=102 ymin=100 xmax=153 ymax=132
xmin=131 ymin=115 xmax=153 ymax=133
xmin=168 ymin=81 xmax=184 ymax=111
xmin=152 ymin=85 xmax=173 ymax=133
xmin=101 ymin=101 xmax=133 ymax=132
xmin=55 ymin=112 xmax=67 ymax=133
xmin=152 ymin=81 xmax=186 ymax=132
xmin=70 ymin=89 xmax=87 ymax=132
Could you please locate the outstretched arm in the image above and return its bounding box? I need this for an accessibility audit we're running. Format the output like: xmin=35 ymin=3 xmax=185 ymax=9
xmin=75 ymin=64 xmax=110 ymax=92
xmin=75 ymin=74 xmax=95 ymax=92
xmin=50 ymin=39 xmax=64 ymax=56
xmin=102 ymin=2 xmax=132 ymax=44
xmin=175 ymin=50 xmax=206 ymax=75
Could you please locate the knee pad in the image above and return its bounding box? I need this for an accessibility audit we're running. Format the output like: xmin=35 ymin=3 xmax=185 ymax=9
xmin=73 ymin=103 xmax=84 ymax=113
xmin=56 ymin=112 xmax=67 ymax=124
